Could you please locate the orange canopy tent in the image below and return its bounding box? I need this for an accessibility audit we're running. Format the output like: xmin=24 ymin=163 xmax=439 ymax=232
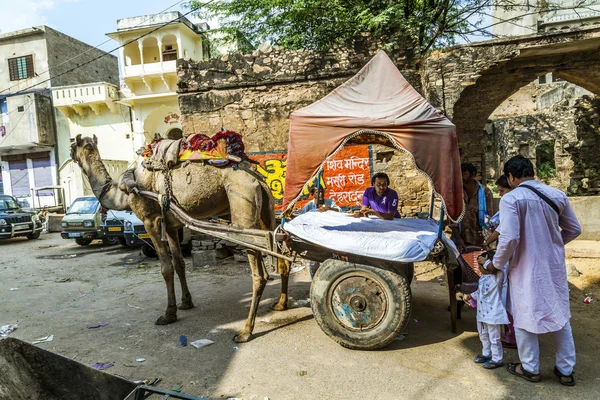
xmin=282 ymin=50 xmax=463 ymax=221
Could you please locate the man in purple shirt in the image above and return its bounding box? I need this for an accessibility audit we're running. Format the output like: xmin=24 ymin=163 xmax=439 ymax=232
xmin=359 ymin=172 xmax=401 ymax=220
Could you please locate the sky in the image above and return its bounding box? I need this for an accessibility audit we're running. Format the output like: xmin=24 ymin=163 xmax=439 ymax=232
xmin=0 ymin=0 xmax=205 ymax=54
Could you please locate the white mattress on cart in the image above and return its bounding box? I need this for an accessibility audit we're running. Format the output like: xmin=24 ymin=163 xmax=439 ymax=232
xmin=284 ymin=211 xmax=458 ymax=263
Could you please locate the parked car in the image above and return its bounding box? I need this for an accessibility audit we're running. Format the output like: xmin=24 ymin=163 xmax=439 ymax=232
xmin=101 ymin=210 xmax=141 ymax=247
xmin=0 ymin=194 xmax=43 ymax=240
xmin=60 ymin=196 xmax=118 ymax=246
xmin=122 ymin=216 xmax=192 ymax=257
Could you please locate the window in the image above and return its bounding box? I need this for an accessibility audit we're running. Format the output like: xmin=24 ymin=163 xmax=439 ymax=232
xmin=8 ymin=55 xmax=34 ymax=81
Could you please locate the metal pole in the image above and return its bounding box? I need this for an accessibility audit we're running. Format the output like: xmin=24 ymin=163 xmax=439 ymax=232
xmin=428 ymin=190 xmax=435 ymax=218
xmin=437 ymin=206 xmax=445 ymax=240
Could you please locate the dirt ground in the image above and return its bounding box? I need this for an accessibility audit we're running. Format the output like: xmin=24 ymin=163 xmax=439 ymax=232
xmin=1 ymin=233 xmax=599 ymax=400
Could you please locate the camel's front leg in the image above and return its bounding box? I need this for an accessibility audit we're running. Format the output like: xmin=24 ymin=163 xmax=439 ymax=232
xmin=234 ymin=249 xmax=268 ymax=343
xmin=272 ymin=258 xmax=290 ymax=311
xmin=145 ymin=219 xmax=178 ymax=325
xmin=166 ymin=229 xmax=194 ymax=310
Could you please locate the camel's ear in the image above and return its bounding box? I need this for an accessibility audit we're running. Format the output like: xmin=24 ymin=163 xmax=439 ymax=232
xmin=93 ymin=134 xmax=98 ymax=145
xmin=76 ymin=134 xmax=83 ymax=146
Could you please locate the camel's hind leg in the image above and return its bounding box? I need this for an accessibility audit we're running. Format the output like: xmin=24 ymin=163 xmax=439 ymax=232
xmin=142 ymin=217 xmax=178 ymax=325
xmin=234 ymin=248 xmax=268 ymax=343
xmin=272 ymin=258 xmax=291 ymax=311
xmin=166 ymin=228 xmax=194 ymax=310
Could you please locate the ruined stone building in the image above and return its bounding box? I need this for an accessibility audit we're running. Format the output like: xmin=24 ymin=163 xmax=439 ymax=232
xmin=487 ymin=0 xmax=600 ymax=195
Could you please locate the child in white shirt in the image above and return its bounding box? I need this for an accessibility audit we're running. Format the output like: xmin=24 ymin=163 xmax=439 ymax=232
xmin=457 ymin=261 xmax=509 ymax=369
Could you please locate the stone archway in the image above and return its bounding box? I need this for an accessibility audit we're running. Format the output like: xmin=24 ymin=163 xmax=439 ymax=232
xmin=421 ymin=26 xmax=600 ymax=183
xmin=142 ymin=104 xmax=182 ymax=143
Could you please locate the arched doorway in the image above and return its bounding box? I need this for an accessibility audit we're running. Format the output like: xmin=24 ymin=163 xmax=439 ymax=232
xmin=167 ymin=127 xmax=183 ymax=140
xmin=142 ymin=104 xmax=182 ymax=144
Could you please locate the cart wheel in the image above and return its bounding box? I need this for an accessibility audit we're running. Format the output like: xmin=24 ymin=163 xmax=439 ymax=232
xmin=310 ymin=259 xmax=411 ymax=350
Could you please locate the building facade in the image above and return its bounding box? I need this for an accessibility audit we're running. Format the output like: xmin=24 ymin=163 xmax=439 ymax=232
xmin=0 ymin=26 xmax=119 ymax=208
xmin=106 ymin=12 xmax=209 ymax=152
xmin=53 ymin=82 xmax=134 ymax=206
xmin=492 ymin=0 xmax=600 ymax=37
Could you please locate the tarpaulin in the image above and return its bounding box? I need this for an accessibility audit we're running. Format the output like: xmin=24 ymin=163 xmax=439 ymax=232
xmin=282 ymin=50 xmax=463 ymax=221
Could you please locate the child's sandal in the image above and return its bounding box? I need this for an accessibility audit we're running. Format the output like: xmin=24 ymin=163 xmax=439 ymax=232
xmin=473 ymin=354 xmax=492 ymax=363
xmin=483 ymin=360 xmax=504 ymax=369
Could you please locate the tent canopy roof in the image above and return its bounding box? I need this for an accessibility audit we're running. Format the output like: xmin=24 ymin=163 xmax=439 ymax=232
xmin=282 ymin=50 xmax=463 ymax=221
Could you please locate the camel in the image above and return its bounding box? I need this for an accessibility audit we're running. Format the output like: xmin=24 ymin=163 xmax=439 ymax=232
xmin=70 ymin=134 xmax=290 ymax=342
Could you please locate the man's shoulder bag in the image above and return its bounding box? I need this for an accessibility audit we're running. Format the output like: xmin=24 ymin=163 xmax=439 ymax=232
xmin=519 ymin=184 xmax=560 ymax=215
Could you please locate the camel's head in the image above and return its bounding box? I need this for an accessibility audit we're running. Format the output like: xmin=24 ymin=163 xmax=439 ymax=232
xmin=70 ymin=134 xmax=99 ymax=164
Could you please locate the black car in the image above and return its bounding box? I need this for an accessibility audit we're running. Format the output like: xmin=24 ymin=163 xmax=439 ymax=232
xmin=0 ymin=195 xmax=43 ymax=240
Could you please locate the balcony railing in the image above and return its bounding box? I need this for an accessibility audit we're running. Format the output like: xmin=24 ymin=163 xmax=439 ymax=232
xmin=123 ymin=60 xmax=177 ymax=78
xmin=52 ymin=82 xmax=118 ymax=108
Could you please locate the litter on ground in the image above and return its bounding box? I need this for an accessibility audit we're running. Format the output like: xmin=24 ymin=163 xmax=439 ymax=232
xmin=32 ymin=335 xmax=54 ymax=344
xmin=0 ymin=324 xmax=18 ymax=337
xmin=190 ymin=339 xmax=214 ymax=349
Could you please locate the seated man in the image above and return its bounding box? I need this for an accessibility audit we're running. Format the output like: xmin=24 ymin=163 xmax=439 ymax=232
xmin=300 ymin=186 xmax=341 ymax=214
xmin=358 ymin=172 xmax=400 ymax=220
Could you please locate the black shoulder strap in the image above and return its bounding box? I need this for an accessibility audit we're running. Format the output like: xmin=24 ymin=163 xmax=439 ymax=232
xmin=520 ymin=184 xmax=560 ymax=215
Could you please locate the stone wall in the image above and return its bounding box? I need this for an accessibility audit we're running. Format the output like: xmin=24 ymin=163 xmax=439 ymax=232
xmin=570 ymin=96 xmax=600 ymax=195
xmin=177 ymin=39 xmax=436 ymax=216
xmin=371 ymin=146 xmax=431 ymax=217
xmin=486 ymin=93 xmax=600 ymax=195
xmin=177 ymin=37 xmax=417 ymax=153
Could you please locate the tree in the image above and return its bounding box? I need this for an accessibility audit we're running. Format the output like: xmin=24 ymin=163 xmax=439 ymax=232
xmin=187 ymin=0 xmax=597 ymax=55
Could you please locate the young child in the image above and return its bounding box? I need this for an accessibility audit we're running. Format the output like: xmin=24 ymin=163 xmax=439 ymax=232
xmin=457 ymin=256 xmax=509 ymax=369
xmin=482 ymin=175 xmax=517 ymax=349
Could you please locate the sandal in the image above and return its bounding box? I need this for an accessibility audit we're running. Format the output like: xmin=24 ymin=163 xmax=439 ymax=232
xmin=473 ymin=355 xmax=492 ymax=364
xmin=506 ymin=363 xmax=541 ymax=382
xmin=483 ymin=360 xmax=504 ymax=369
xmin=501 ymin=339 xmax=517 ymax=349
xmin=554 ymin=366 xmax=576 ymax=386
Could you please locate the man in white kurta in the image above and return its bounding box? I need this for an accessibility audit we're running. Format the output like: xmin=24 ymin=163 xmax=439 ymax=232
xmin=479 ymin=156 xmax=581 ymax=385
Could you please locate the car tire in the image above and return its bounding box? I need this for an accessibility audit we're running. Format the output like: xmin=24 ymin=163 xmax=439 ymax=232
xmin=102 ymin=237 xmax=119 ymax=246
xmin=27 ymin=231 xmax=41 ymax=240
xmin=141 ymin=243 xmax=157 ymax=258
xmin=75 ymin=238 xmax=93 ymax=246
xmin=310 ymin=259 xmax=411 ymax=350
xmin=117 ymin=237 xmax=128 ymax=247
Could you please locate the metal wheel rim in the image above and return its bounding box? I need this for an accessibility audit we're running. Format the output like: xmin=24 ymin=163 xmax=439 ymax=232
xmin=327 ymin=272 xmax=389 ymax=332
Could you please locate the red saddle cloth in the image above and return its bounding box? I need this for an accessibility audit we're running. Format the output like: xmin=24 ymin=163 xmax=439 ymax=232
xmin=179 ymin=130 xmax=246 ymax=166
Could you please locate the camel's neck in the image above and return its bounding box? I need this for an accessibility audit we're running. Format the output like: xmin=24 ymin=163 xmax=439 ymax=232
xmin=79 ymin=152 xmax=130 ymax=211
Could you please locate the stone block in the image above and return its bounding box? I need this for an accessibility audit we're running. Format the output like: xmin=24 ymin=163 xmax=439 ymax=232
xmin=234 ymin=253 xmax=248 ymax=263
xmin=192 ymin=250 xmax=217 ymax=268
xmin=46 ymin=214 xmax=64 ymax=232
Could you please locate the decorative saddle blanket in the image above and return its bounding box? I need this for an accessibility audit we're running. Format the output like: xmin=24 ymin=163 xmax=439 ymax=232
xmin=141 ymin=130 xmax=247 ymax=168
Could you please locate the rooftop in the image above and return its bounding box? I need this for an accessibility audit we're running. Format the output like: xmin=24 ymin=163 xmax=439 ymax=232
xmin=0 ymin=26 xmax=45 ymax=41
xmin=109 ymin=11 xmax=205 ymax=36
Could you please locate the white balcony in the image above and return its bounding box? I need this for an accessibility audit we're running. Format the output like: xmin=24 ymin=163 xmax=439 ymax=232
xmin=123 ymin=60 xmax=176 ymax=78
xmin=52 ymin=82 xmax=119 ymax=116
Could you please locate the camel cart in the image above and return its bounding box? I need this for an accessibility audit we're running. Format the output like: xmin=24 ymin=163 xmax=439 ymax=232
xmin=138 ymin=51 xmax=464 ymax=350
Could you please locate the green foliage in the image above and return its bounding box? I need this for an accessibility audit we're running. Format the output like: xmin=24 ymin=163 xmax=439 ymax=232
xmin=537 ymin=161 xmax=556 ymax=181
xmin=187 ymin=0 xmax=487 ymax=54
